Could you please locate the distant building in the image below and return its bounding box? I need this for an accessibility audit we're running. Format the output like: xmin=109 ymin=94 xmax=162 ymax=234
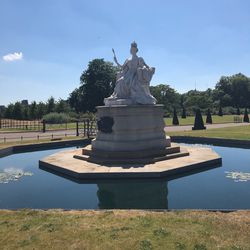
xmin=21 ymin=100 xmax=29 ymax=105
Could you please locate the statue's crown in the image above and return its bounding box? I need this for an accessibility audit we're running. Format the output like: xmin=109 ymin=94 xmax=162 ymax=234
xmin=131 ymin=41 xmax=137 ymax=48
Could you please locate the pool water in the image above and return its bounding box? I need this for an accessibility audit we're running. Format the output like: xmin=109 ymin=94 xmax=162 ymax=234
xmin=0 ymin=145 xmax=250 ymax=210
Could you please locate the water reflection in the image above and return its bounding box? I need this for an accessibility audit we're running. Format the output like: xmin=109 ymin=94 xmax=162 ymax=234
xmin=97 ymin=180 xmax=168 ymax=209
xmin=39 ymin=162 xmax=221 ymax=209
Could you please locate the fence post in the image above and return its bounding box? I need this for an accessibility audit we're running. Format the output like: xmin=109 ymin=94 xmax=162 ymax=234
xmin=0 ymin=118 xmax=1 ymax=129
xmin=83 ymin=120 xmax=86 ymax=136
xmin=76 ymin=121 xmax=79 ymax=136
xmin=42 ymin=120 xmax=46 ymax=133
xmin=87 ymin=119 xmax=90 ymax=138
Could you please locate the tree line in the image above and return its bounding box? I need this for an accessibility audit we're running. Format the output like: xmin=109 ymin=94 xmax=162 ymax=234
xmin=1 ymin=97 xmax=71 ymax=120
xmin=1 ymin=58 xmax=250 ymax=120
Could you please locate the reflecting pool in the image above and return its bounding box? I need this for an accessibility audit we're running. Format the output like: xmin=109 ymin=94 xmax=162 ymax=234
xmin=0 ymin=145 xmax=250 ymax=209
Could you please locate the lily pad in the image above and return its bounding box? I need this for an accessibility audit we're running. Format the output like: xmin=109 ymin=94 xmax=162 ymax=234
xmin=0 ymin=168 xmax=33 ymax=184
xmin=225 ymin=171 xmax=250 ymax=182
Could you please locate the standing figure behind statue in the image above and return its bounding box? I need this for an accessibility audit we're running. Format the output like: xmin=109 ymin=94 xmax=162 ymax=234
xmin=104 ymin=42 xmax=156 ymax=106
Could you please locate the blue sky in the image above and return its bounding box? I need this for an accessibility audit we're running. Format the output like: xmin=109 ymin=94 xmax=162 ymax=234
xmin=1 ymin=0 xmax=250 ymax=105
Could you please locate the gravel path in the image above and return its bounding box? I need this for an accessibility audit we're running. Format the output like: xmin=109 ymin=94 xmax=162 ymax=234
xmin=165 ymin=122 xmax=250 ymax=132
xmin=0 ymin=129 xmax=77 ymax=143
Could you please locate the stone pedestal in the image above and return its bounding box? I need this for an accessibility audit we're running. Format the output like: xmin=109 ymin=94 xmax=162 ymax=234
xmin=91 ymin=105 xmax=170 ymax=156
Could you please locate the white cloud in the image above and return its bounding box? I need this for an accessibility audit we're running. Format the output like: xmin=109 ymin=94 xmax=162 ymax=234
xmin=3 ymin=52 xmax=23 ymax=62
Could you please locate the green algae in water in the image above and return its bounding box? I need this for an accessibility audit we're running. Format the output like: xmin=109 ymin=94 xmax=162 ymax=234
xmin=225 ymin=171 xmax=250 ymax=182
xmin=0 ymin=168 xmax=33 ymax=184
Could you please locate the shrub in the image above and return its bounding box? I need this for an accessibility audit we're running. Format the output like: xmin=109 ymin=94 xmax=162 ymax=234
xmin=172 ymin=108 xmax=179 ymax=125
xmin=79 ymin=112 xmax=96 ymax=120
xmin=206 ymin=109 xmax=212 ymax=124
xmin=193 ymin=109 xmax=206 ymax=130
xmin=243 ymin=108 xmax=249 ymax=123
xmin=42 ymin=112 xmax=72 ymax=124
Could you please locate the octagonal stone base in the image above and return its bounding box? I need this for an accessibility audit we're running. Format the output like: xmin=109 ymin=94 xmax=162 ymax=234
xmin=39 ymin=145 xmax=222 ymax=179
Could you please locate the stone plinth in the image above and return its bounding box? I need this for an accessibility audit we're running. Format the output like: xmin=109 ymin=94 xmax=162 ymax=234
xmin=39 ymin=145 xmax=222 ymax=179
xmin=92 ymin=105 xmax=170 ymax=156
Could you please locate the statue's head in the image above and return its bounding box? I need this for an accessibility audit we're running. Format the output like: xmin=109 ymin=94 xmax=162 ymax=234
xmin=130 ymin=41 xmax=138 ymax=55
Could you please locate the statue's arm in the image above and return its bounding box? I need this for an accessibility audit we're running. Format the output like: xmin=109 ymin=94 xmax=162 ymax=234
xmin=139 ymin=57 xmax=150 ymax=69
xmin=143 ymin=61 xmax=150 ymax=69
xmin=114 ymin=56 xmax=123 ymax=68
xmin=114 ymin=58 xmax=129 ymax=73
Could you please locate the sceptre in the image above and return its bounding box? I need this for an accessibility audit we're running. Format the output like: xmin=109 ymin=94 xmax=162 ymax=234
xmin=112 ymin=48 xmax=121 ymax=67
xmin=112 ymin=48 xmax=116 ymax=58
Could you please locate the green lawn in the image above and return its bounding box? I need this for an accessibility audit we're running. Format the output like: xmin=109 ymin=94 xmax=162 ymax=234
xmin=0 ymin=115 xmax=239 ymax=132
xmin=0 ymin=122 xmax=77 ymax=132
xmin=168 ymin=124 xmax=250 ymax=140
xmin=0 ymin=122 xmax=96 ymax=132
xmin=0 ymin=210 xmax=249 ymax=250
xmin=165 ymin=115 xmax=240 ymax=126
xmin=0 ymin=136 xmax=84 ymax=149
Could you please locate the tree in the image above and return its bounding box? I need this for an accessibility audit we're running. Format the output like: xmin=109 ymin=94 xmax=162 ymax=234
xmin=193 ymin=109 xmax=206 ymax=130
xmin=68 ymin=88 xmax=83 ymax=113
xmin=206 ymin=109 xmax=212 ymax=124
xmin=56 ymin=99 xmax=71 ymax=113
xmin=181 ymin=107 xmax=186 ymax=119
xmin=150 ymin=84 xmax=181 ymax=114
xmin=47 ymin=97 xmax=56 ymax=113
xmin=218 ymin=106 xmax=223 ymax=116
xmin=29 ymin=101 xmax=37 ymax=119
xmin=69 ymin=59 xmax=117 ymax=113
xmin=243 ymin=108 xmax=249 ymax=123
xmin=182 ymin=89 xmax=213 ymax=112
xmin=22 ymin=105 xmax=29 ymax=120
xmin=236 ymin=107 xmax=241 ymax=115
xmin=214 ymin=73 xmax=250 ymax=108
xmin=172 ymin=107 xmax=179 ymax=125
xmin=4 ymin=104 xmax=14 ymax=118
xmin=37 ymin=102 xmax=47 ymax=119
xmin=12 ymin=102 xmax=23 ymax=120
xmin=0 ymin=107 xmax=4 ymax=119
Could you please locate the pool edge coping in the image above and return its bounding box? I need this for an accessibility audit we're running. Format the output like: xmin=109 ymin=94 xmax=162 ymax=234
xmin=171 ymin=136 xmax=250 ymax=148
xmin=1 ymin=136 xmax=250 ymax=158
xmin=0 ymin=138 xmax=92 ymax=158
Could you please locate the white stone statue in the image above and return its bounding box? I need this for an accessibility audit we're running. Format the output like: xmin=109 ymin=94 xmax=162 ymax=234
xmin=104 ymin=42 xmax=157 ymax=106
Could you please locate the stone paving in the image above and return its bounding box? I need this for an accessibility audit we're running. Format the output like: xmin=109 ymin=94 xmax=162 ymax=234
xmin=39 ymin=145 xmax=221 ymax=179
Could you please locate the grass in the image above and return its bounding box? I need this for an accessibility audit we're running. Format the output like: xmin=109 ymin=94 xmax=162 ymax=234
xmin=0 ymin=122 xmax=77 ymax=132
xmin=0 ymin=115 xmax=237 ymax=132
xmin=168 ymin=124 xmax=250 ymax=140
xmin=0 ymin=122 xmax=96 ymax=132
xmin=0 ymin=136 xmax=85 ymax=149
xmin=165 ymin=115 xmax=240 ymax=126
xmin=0 ymin=210 xmax=249 ymax=250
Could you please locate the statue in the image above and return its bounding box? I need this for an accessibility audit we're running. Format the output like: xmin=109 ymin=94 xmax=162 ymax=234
xmin=104 ymin=42 xmax=157 ymax=106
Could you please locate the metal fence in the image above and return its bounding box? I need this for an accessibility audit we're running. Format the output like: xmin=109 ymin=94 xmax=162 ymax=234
xmin=233 ymin=116 xmax=243 ymax=123
xmin=0 ymin=118 xmax=97 ymax=143
xmin=0 ymin=118 xmax=97 ymax=133
xmin=78 ymin=119 xmax=97 ymax=137
xmin=0 ymin=132 xmax=77 ymax=143
xmin=0 ymin=119 xmax=42 ymax=130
